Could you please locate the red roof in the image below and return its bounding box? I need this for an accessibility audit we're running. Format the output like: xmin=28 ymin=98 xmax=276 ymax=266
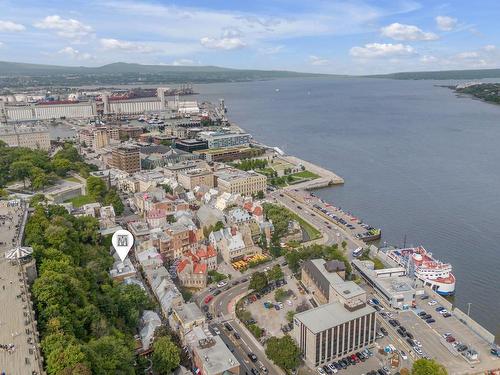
xmin=253 ymin=206 xmax=263 ymax=216
xmin=176 ymin=259 xmax=190 ymax=273
xmin=194 ymin=263 xmax=207 ymax=274
xmin=243 ymin=202 xmax=253 ymax=211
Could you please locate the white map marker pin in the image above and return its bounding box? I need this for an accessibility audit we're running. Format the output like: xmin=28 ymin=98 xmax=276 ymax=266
xmin=112 ymin=229 xmax=134 ymax=262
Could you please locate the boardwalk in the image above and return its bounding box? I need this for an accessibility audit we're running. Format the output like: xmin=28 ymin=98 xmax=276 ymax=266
xmin=0 ymin=202 xmax=43 ymax=375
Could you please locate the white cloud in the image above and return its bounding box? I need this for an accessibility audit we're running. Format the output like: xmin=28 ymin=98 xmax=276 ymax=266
xmin=34 ymin=15 xmax=92 ymax=39
xmin=456 ymin=51 xmax=479 ymax=59
xmin=435 ymin=16 xmax=457 ymax=31
xmin=258 ymin=45 xmax=284 ymax=54
xmin=0 ymin=20 xmax=26 ymax=32
xmin=420 ymin=55 xmax=437 ymax=63
xmin=200 ymin=35 xmax=246 ymax=50
xmin=172 ymin=59 xmax=196 ymax=66
xmin=350 ymin=43 xmax=415 ymax=58
xmin=483 ymin=45 xmax=496 ymax=52
xmin=58 ymin=46 xmax=92 ymax=60
xmin=99 ymin=38 xmax=155 ymax=53
xmin=308 ymin=55 xmax=331 ymax=66
xmin=380 ymin=23 xmax=438 ymax=41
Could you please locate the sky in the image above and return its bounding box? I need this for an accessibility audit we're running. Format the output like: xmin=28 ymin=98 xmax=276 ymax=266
xmin=0 ymin=0 xmax=499 ymax=74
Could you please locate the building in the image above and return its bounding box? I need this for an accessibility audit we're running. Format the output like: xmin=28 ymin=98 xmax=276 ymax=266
xmin=119 ymin=126 xmax=144 ymax=140
xmin=302 ymin=259 xmax=366 ymax=306
xmin=209 ymin=227 xmax=260 ymax=263
xmin=215 ymin=168 xmax=267 ymax=196
xmin=199 ymin=131 xmax=251 ymax=149
xmin=177 ymin=168 xmax=215 ymax=190
xmin=111 ymin=145 xmax=141 ymax=173
xmin=193 ymin=145 xmax=263 ymax=162
xmin=78 ymin=126 xmax=112 ymax=149
xmin=170 ymin=302 xmax=205 ymax=337
xmin=175 ymin=139 xmax=209 ymax=152
xmin=0 ymin=125 xmax=50 ymax=150
xmin=293 ymin=301 xmax=376 ymax=368
xmin=192 ymin=334 xmax=240 ymax=375
xmin=176 ymin=254 xmax=208 ymax=289
xmin=352 ymin=260 xmax=419 ymax=309
xmin=138 ymin=310 xmax=162 ymax=352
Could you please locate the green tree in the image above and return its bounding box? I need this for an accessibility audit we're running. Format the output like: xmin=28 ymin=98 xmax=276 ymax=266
xmin=11 ymin=160 xmax=32 ymax=188
xmin=265 ymin=335 xmax=300 ymax=370
xmin=51 ymin=157 xmax=72 ymax=177
xmin=267 ymin=264 xmax=284 ymax=281
xmin=286 ymin=310 xmax=296 ymax=322
xmin=41 ymin=333 xmax=89 ymax=375
xmin=249 ymin=271 xmax=268 ymax=291
xmin=152 ymin=336 xmax=181 ymax=374
xmin=86 ymin=335 xmax=135 ymax=375
xmin=103 ymin=189 xmax=124 ymax=215
xmin=412 ymin=359 xmax=448 ymax=375
xmin=274 ymin=288 xmax=288 ymax=302
xmin=86 ymin=176 xmax=107 ymax=201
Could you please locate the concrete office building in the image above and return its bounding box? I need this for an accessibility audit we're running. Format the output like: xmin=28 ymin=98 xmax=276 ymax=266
xmin=352 ymin=260 xmax=419 ymax=309
xmin=293 ymin=301 xmax=376 ymax=367
xmin=0 ymin=125 xmax=50 ymax=150
xmin=199 ymin=131 xmax=251 ymax=149
xmin=111 ymin=145 xmax=141 ymax=173
xmin=214 ymin=168 xmax=267 ymax=196
xmin=191 ymin=334 xmax=240 ymax=375
xmin=302 ymin=259 xmax=367 ymax=306
xmin=175 ymin=139 xmax=208 ymax=152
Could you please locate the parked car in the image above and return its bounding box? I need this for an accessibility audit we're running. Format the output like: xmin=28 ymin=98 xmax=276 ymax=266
xmin=426 ymin=318 xmax=436 ymax=324
xmin=233 ymin=332 xmax=240 ymax=339
xmin=217 ymin=281 xmax=227 ymax=288
xmin=400 ymin=350 xmax=408 ymax=360
xmin=428 ymin=300 xmax=437 ymax=306
xmin=213 ymin=289 xmax=221 ymax=296
xmin=443 ymin=312 xmax=452 ymax=318
xmin=204 ymin=295 xmax=213 ymax=304
xmin=316 ymin=367 xmax=325 ymax=374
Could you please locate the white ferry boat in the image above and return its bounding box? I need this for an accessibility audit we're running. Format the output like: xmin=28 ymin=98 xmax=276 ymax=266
xmin=386 ymin=246 xmax=456 ymax=296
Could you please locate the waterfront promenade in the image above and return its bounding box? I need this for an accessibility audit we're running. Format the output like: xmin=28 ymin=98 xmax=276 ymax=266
xmin=0 ymin=203 xmax=43 ymax=375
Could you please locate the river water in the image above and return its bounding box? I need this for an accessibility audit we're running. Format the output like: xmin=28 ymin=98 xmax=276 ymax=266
xmin=196 ymin=77 xmax=500 ymax=333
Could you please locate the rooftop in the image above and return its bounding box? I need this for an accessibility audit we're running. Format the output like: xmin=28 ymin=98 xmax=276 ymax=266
xmin=194 ymin=335 xmax=239 ymax=375
xmin=172 ymin=302 xmax=204 ymax=324
xmin=294 ymin=301 xmax=375 ymax=334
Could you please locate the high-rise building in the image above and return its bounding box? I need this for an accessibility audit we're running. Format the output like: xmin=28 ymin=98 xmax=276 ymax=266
xmin=111 ymin=145 xmax=141 ymax=173
xmin=293 ymin=301 xmax=376 ymax=368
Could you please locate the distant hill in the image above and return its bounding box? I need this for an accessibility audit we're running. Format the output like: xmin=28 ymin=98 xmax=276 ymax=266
xmin=0 ymin=60 xmax=337 ymax=88
xmin=365 ymin=68 xmax=500 ymax=80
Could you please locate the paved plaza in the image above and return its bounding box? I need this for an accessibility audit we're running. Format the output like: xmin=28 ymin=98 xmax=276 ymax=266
xmin=0 ymin=202 xmax=42 ymax=375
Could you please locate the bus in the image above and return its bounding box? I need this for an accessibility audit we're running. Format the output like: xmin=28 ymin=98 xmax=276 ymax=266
xmin=352 ymin=247 xmax=364 ymax=257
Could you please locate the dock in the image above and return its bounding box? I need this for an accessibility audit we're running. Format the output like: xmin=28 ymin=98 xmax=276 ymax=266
xmin=281 ymin=155 xmax=344 ymax=189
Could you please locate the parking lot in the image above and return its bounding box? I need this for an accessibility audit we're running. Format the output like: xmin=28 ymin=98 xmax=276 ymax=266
xmin=245 ymin=274 xmax=311 ymax=338
xmin=410 ymin=298 xmax=499 ymax=373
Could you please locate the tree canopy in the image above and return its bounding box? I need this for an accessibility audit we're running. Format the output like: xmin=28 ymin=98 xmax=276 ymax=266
xmin=152 ymin=336 xmax=181 ymax=374
xmin=0 ymin=142 xmax=91 ymax=191
xmin=249 ymin=271 xmax=268 ymax=291
xmin=26 ymin=204 xmax=152 ymax=374
xmin=265 ymin=335 xmax=301 ymax=370
xmin=412 ymin=359 xmax=448 ymax=375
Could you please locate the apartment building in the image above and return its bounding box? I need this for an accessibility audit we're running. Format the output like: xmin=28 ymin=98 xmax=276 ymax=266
xmin=111 ymin=145 xmax=141 ymax=173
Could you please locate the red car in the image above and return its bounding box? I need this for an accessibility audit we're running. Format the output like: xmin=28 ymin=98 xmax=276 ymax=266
xmin=351 ymin=354 xmax=360 ymax=363
xmin=204 ymin=295 xmax=213 ymax=304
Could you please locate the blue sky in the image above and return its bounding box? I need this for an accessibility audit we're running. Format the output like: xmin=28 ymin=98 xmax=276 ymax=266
xmin=0 ymin=0 xmax=499 ymax=74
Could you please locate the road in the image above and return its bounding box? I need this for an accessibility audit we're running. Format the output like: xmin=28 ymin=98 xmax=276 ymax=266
xmin=269 ymin=190 xmax=364 ymax=255
xmin=194 ymin=259 xmax=285 ymax=375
